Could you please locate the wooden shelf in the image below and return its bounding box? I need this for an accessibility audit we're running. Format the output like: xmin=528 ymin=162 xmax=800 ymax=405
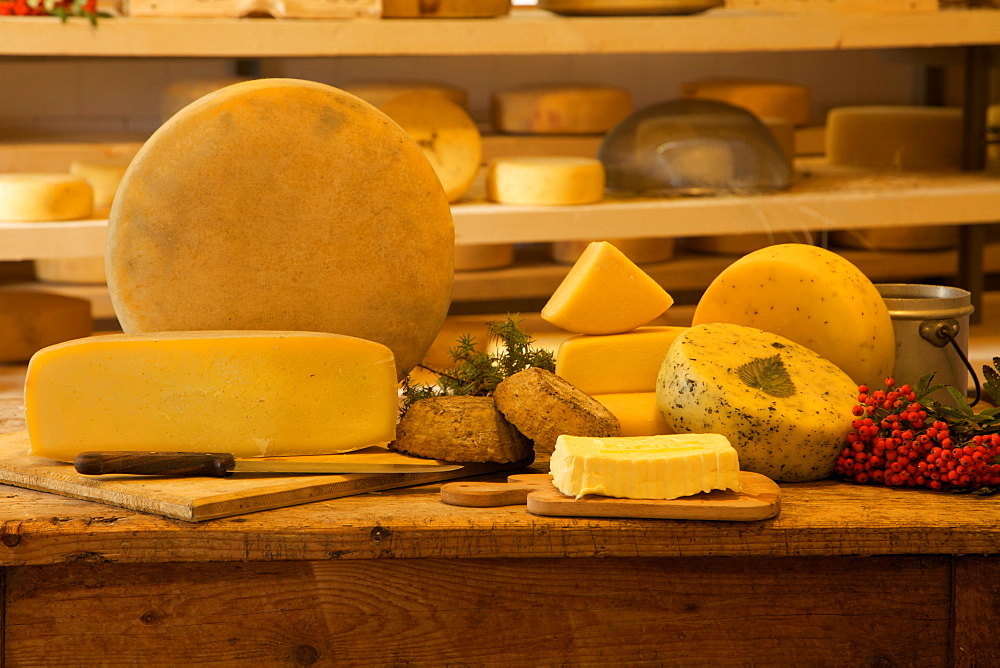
xmin=1 ymin=8 xmax=1000 ymax=57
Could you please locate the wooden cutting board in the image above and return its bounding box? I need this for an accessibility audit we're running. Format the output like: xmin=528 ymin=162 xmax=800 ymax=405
xmin=0 ymin=431 xmax=526 ymax=522
xmin=441 ymin=472 xmax=781 ymax=521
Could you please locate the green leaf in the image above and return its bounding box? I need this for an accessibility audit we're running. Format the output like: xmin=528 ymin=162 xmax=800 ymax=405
xmin=736 ymin=354 xmax=795 ymax=398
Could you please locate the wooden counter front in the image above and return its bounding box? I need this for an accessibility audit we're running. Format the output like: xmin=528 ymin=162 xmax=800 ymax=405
xmin=0 ymin=397 xmax=997 ymax=665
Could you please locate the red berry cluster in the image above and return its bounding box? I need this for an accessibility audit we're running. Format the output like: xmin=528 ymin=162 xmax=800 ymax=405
xmin=0 ymin=0 xmax=99 ymax=19
xmin=835 ymin=377 xmax=1000 ymax=491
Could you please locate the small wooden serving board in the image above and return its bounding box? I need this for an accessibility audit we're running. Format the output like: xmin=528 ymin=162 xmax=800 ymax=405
xmin=0 ymin=431 xmax=526 ymax=522
xmin=441 ymin=472 xmax=780 ymax=521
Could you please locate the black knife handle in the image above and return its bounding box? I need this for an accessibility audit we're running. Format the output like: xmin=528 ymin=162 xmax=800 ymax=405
xmin=74 ymin=451 xmax=237 ymax=477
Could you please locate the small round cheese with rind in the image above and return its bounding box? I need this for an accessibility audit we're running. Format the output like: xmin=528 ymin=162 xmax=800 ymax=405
xmin=656 ymin=322 xmax=858 ymax=482
xmin=0 ymin=173 xmax=92 ymax=222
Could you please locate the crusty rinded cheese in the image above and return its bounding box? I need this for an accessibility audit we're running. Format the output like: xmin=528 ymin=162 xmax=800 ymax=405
xmin=24 ymin=331 xmax=398 ymax=462
xmin=549 ymin=433 xmax=741 ymax=500
xmin=542 ymin=241 xmax=674 ymax=335
xmin=0 ymin=290 xmax=92 ymax=363
xmin=492 ymin=84 xmax=632 ymax=135
xmin=680 ymin=79 xmax=811 ymax=126
xmin=0 ymin=173 xmax=92 ymax=222
xmin=486 ymin=156 xmax=605 ymax=206
xmin=380 ymin=90 xmax=482 ymax=203
xmin=33 ymin=257 xmax=107 ymax=285
xmin=826 ymin=106 xmax=962 ymax=170
xmin=592 ymin=393 xmax=673 ymax=437
xmin=656 ymin=323 xmax=858 ymax=482
xmin=341 ymin=81 xmax=468 ymax=109
xmin=692 ymin=243 xmax=894 ymax=387
xmin=556 ymin=326 xmax=688 ymax=395
xmin=107 ymin=78 xmax=454 ymax=381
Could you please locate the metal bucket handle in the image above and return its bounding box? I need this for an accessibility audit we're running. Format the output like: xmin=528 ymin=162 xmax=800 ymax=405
xmin=919 ymin=318 xmax=981 ymax=407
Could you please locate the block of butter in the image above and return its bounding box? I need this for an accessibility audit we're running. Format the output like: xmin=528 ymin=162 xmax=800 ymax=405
xmin=24 ymin=331 xmax=399 ymax=462
xmin=549 ymin=433 xmax=741 ymax=500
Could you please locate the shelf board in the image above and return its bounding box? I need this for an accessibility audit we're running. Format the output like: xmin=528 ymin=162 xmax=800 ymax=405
xmin=1 ymin=8 xmax=999 ymax=57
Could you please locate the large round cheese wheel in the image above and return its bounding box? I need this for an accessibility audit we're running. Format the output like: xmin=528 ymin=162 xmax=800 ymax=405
xmin=107 ymin=78 xmax=455 ymax=380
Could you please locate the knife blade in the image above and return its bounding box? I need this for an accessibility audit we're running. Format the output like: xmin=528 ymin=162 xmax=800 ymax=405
xmin=73 ymin=451 xmax=462 ymax=477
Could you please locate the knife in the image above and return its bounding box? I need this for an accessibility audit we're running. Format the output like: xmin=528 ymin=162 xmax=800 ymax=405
xmin=73 ymin=451 xmax=462 ymax=478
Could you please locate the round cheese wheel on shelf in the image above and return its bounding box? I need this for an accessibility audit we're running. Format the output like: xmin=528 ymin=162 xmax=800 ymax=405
xmin=550 ymin=237 xmax=674 ymax=265
xmin=107 ymin=78 xmax=455 ymax=380
xmin=454 ymin=243 xmax=515 ymax=271
xmin=680 ymin=79 xmax=812 ymax=127
xmin=160 ymin=77 xmax=250 ymax=121
xmin=342 ymin=81 xmax=469 ymax=110
xmin=492 ymin=84 xmax=632 ymax=135
xmin=487 ymin=156 xmax=605 ymax=205
xmin=0 ymin=173 xmax=92 ymax=222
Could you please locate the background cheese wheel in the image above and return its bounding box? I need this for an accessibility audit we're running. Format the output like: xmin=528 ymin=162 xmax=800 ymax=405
xmin=492 ymin=84 xmax=632 ymax=135
xmin=107 ymin=78 xmax=455 ymax=380
xmin=0 ymin=173 xmax=92 ymax=222
xmin=487 ymin=156 xmax=605 ymax=205
xmin=825 ymin=105 xmax=963 ymax=170
xmin=379 ymin=90 xmax=482 ymax=203
xmin=691 ymin=243 xmax=894 ymax=387
xmin=680 ymin=78 xmax=812 ymax=126
xmin=160 ymin=77 xmax=250 ymax=121
xmin=550 ymin=237 xmax=674 ymax=264
xmin=342 ymin=81 xmax=469 ymax=110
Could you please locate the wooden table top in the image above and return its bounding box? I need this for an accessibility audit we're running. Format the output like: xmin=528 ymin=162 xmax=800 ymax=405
xmin=2 ymin=394 xmax=1000 ymax=567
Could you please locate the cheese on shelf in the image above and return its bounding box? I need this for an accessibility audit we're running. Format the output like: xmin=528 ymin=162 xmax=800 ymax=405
xmin=826 ymin=106 xmax=963 ymax=170
xmin=680 ymin=79 xmax=811 ymax=126
xmin=492 ymin=84 xmax=632 ymax=135
xmin=0 ymin=290 xmax=92 ymax=363
xmin=24 ymin=331 xmax=398 ymax=462
xmin=454 ymin=243 xmax=515 ymax=271
xmin=556 ymin=326 xmax=688 ymax=395
xmin=549 ymin=433 xmax=741 ymax=500
xmin=550 ymin=237 xmax=675 ymax=265
xmin=160 ymin=77 xmax=249 ymax=121
xmin=656 ymin=322 xmax=858 ymax=482
xmin=592 ymin=393 xmax=673 ymax=437
xmin=107 ymin=78 xmax=454 ymax=381
xmin=486 ymin=156 xmax=605 ymax=205
xmin=542 ymin=241 xmax=674 ymax=335
xmin=691 ymin=243 xmax=894 ymax=388
xmin=0 ymin=173 xmax=92 ymax=222
xmin=341 ymin=81 xmax=468 ymax=110
xmin=379 ymin=90 xmax=482 ymax=203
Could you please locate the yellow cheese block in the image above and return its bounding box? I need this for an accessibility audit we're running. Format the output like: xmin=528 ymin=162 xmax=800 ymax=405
xmin=825 ymin=106 xmax=963 ymax=170
xmin=107 ymin=78 xmax=455 ymax=381
xmin=556 ymin=326 xmax=688 ymax=394
xmin=160 ymin=77 xmax=249 ymax=121
xmin=692 ymin=243 xmax=894 ymax=387
xmin=0 ymin=173 xmax=92 ymax=222
xmin=492 ymin=84 xmax=632 ymax=135
xmin=592 ymin=393 xmax=673 ymax=437
xmin=486 ymin=156 xmax=605 ymax=205
xmin=542 ymin=241 xmax=674 ymax=335
xmin=680 ymin=79 xmax=812 ymax=126
xmin=24 ymin=331 xmax=398 ymax=462
xmin=379 ymin=90 xmax=482 ymax=203
xmin=549 ymin=433 xmax=741 ymax=500
xmin=657 ymin=322 xmax=858 ymax=482
xmin=0 ymin=290 xmax=92 ymax=363
xmin=341 ymin=81 xmax=468 ymax=110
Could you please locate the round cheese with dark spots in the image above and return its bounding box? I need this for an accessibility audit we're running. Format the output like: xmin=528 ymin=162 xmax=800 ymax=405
xmin=107 ymin=78 xmax=454 ymax=380
xmin=690 ymin=243 xmax=894 ymax=388
xmin=656 ymin=322 xmax=857 ymax=482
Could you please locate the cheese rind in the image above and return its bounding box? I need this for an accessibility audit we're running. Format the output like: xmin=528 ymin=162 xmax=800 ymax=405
xmin=556 ymin=326 xmax=687 ymax=395
xmin=0 ymin=173 xmax=92 ymax=222
xmin=486 ymin=156 xmax=605 ymax=206
xmin=656 ymin=322 xmax=858 ymax=482
xmin=492 ymin=84 xmax=632 ymax=135
xmin=691 ymin=243 xmax=894 ymax=387
xmin=542 ymin=241 xmax=674 ymax=335
xmin=592 ymin=393 xmax=673 ymax=437
xmin=826 ymin=106 xmax=963 ymax=170
xmin=549 ymin=433 xmax=741 ymax=500
xmin=24 ymin=331 xmax=399 ymax=462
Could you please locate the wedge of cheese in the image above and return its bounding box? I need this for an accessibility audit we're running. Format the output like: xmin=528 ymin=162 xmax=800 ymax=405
xmin=492 ymin=84 xmax=632 ymax=135
xmin=0 ymin=173 xmax=92 ymax=222
xmin=657 ymin=322 xmax=858 ymax=482
xmin=25 ymin=331 xmax=399 ymax=462
xmin=692 ymin=243 xmax=894 ymax=387
xmin=549 ymin=433 xmax=741 ymax=500
xmin=486 ymin=156 xmax=605 ymax=206
xmin=680 ymin=79 xmax=811 ymax=126
xmin=542 ymin=241 xmax=674 ymax=335
xmin=826 ymin=106 xmax=962 ymax=170
xmin=556 ymin=326 xmax=687 ymax=395
xmin=592 ymin=393 xmax=673 ymax=437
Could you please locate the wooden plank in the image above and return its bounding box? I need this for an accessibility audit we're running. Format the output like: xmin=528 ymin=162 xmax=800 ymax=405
xmin=727 ymin=0 xmax=938 ymax=12
xmin=953 ymin=555 xmax=1000 ymax=666
xmin=3 ymin=556 xmax=953 ymax=665
xmin=122 ymin=0 xmax=381 ymax=18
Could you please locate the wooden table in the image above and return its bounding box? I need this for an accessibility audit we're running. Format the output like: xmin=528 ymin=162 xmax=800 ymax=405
xmin=0 ymin=398 xmax=998 ymax=666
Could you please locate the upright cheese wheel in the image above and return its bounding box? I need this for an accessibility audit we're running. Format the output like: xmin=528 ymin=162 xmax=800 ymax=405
xmin=379 ymin=91 xmax=482 ymax=203
xmin=656 ymin=323 xmax=858 ymax=482
xmin=107 ymin=78 xmax=454 ymax=380
xmin=680 ymin=79 xmax=811 ymax=126
xmin=487 ymin=156 xmax=605 ymax=205
xmin=492 ymin=84 xmax=632 ymax=135
xmin=826 ymin=106 xmax=962 ymax=170
xmin=692 ymin=243 xmax=894 ymax=387
xmin=0 ymin=173 xmax=92 ymax=222
xmin=341 ymin=81 xmax=468 ymax=110
xmin=542 ymin=241 xmax=674 ymax=335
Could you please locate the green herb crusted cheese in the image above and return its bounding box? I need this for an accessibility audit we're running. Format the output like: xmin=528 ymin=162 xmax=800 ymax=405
xmin=655 ymin=322 xmax=858 ymax=482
